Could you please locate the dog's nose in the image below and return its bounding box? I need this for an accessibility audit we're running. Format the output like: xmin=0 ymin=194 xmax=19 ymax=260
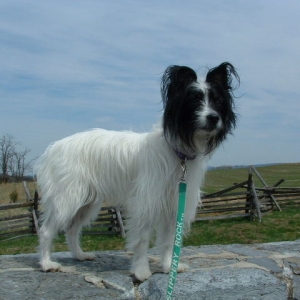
xmin=206 ymin=113 xmax=220 ymax=126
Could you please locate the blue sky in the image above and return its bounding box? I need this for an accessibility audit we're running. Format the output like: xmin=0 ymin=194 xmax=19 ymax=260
xmin=0 ymin=0 xmax=299 ymax=167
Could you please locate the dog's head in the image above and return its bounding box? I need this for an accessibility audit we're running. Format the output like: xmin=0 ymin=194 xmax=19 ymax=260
xmin=161 ymin=62 xmax=239 ymax=157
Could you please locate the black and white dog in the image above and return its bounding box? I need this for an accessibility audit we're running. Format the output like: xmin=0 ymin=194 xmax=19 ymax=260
xmin=36 ymin=62 xmax=239 ymax=281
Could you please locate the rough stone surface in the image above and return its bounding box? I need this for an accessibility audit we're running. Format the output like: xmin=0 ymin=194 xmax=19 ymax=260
xmin=0 ymin=241 xmax=299 ymax=299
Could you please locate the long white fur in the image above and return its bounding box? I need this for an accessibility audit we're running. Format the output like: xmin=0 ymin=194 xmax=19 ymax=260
xmin=36 ymin=127 xmax=208 ymax=281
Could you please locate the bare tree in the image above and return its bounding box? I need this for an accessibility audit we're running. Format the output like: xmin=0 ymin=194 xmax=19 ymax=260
xmin=9 ymin=148 xmax=33 ymax=179
xmin=0 ymin=134 xmax=19 ymax=182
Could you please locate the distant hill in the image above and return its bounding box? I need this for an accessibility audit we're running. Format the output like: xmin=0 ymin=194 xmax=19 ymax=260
xmin=208 ymin=162 xmax=300 ymax=171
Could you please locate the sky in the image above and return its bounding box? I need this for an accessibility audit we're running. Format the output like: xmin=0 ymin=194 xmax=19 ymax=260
xmin=0 ymin=0 xmax=299 ymax=168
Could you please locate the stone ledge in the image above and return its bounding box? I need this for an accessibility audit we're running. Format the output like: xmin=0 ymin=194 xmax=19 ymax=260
xmin=0 ymin=240 xmax=299 ymax=299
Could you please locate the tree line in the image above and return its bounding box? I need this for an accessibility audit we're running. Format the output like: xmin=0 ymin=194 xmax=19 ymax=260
xmin=0 ymin=134 xmax=35 ymax=182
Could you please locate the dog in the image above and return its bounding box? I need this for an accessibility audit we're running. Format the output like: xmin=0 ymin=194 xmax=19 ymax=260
xmin=35 ymin=62 xmax=239 ymax=281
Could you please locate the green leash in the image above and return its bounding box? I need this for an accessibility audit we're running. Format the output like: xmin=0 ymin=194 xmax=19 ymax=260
xmin=166 ymin=160 xmax=188 ymax=300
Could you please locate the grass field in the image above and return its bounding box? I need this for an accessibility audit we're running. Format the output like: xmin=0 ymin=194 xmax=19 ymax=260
xmin=204 ymin=163 xmax=300 ymax=193
xmin=0 ymin=163 xmax=299 ymax=255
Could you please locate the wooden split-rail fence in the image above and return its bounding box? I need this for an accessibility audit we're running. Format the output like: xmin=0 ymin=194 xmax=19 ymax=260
xmin=196 ymin=166 xmax=300 ymax=222
xmin=0 ymin=182 xmax=125 ymax=239
xmin=1 ymin=166 xmax=299 ymax=238
xmin=0 ymin=182 xmax=40 ymax=239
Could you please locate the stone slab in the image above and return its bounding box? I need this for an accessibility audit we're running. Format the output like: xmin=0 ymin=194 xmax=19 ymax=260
xmin=1 ymin=240 xmax=300 ymax=299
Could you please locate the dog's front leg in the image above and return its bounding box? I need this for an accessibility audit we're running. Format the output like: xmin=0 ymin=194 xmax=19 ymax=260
xmin=156 ymin=219 xmax=189 ymax=274
xmin=131 ymin=240 xmax=152 ymax=281
xmin=127 ymin=226 xmax=152 ymax=281
xmin=160 ymin=243 xmax=189 ymax=274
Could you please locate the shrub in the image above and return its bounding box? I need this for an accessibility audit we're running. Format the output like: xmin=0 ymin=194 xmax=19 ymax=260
xmin=9 ymin=190 xmax=19 ymax=203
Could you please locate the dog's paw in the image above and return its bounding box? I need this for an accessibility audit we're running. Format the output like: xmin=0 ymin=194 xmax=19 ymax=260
xmin=41 ymin=261 xmax=62 ymax=272
xmin=177 ymin=262 xmax=189 ymax=272
xmin=75 ymin=252 xmax=96 ymax=261
xmin=132 ymin=267 xmax=152 ymax=282
xmin=163 ymin=262 xmax=189 ymax=274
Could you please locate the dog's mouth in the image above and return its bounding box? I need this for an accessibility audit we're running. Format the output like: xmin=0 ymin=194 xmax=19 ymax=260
xmin=194 ymin=129 xmax=218 ymax=143
xmin=202 ymin=124 xmax=220 ymax=133
xmin=198 ymin=122 xmax=222 ymax=137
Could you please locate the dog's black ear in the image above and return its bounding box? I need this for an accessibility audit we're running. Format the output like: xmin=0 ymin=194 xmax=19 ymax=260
xmin=161 ymin=65 xmax=197 ymax=107
xmin=206 ymin=62 xmax=240 ymax=91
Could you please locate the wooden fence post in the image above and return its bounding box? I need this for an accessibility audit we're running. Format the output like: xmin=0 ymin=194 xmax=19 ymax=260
xmin=245 ymin=172 xmax=252 ymax=215
xmin=32 ymin=190 xmax=40 ymax=235
xmin=33 ymin=190 xmax=39 ymax=211
xmin=115 ymin=206 xmax=125 ymax=238
xmin=248 ymin=169 xmax=262 ymax=222
xmin=250 ymin=166 xmax=282 ymax=212
xmin=23 ymin=181 xmax=32 ymax=201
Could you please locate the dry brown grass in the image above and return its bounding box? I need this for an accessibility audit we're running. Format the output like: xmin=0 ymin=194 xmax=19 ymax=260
xmin=0 ymin=181 xmax=37 ymax=219
xmin=0 ymin=181 xmax=37 ymax=205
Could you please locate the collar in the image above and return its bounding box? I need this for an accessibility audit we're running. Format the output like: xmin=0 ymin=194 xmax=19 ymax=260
xmin=173 ymin=148 xmax=197 ymax=161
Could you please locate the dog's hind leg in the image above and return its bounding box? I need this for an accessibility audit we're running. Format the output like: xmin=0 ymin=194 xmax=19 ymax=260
xmin=39 ymin=221 xmax=62 ymax=271
xmin=65 ymin=203 xmax=100 ymax=261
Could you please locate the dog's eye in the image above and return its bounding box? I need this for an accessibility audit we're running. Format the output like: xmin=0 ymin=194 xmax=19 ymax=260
xmin=214 ymin=98 xmax=222 ymax=105
xmin=192 ymin=95 xmax=203 ymax=103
